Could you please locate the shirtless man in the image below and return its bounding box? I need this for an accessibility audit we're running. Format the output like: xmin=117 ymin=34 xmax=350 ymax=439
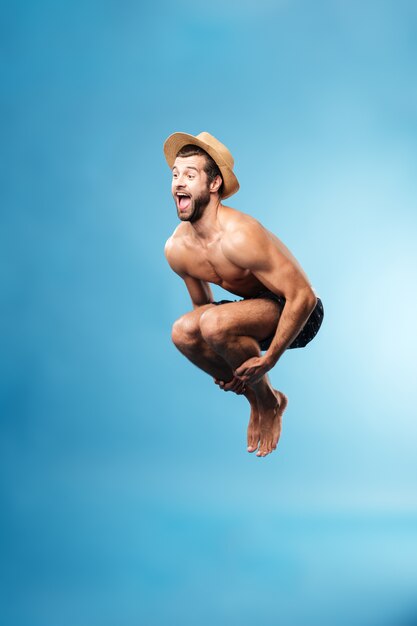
xmin=164 ymin=132 xmax=324 ymax=458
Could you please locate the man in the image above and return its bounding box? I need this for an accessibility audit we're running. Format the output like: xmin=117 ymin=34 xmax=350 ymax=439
xmin=164 ymin=131 xmax=324 ymax=458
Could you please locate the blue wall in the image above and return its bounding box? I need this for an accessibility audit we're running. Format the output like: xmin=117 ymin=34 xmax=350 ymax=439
xmin=1 ymin=1 xmax=417 ymax=624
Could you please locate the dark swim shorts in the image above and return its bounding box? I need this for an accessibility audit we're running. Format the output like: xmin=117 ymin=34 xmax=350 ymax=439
xmin=213 ymin=291 xmax=324 ymax=351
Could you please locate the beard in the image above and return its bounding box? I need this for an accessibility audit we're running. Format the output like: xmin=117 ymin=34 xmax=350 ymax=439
xmin=176 ymin=186 xmax=211 ymax=223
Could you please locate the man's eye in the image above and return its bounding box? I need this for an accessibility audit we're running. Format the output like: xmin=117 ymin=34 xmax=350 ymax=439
xmin=188 ymin=175 xmax=194 ymax=179
xmin=173 ymin=173 xmax=178 ymax=178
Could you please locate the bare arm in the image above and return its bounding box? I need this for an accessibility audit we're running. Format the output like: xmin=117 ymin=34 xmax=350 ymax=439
xmin=183 ymin=275 xmax=213 ymax=309
xmin=222 ymin=220 xmax=316 ymax=379
xmin=253 ymin=257 xmax=316 ymax=365
xmin=165 ymin=236 xmax=213 ymax=309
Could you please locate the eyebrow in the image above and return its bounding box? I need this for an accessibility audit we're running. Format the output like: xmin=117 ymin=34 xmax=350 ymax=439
xmin=172 ymin=166 xmax=199 ymax=172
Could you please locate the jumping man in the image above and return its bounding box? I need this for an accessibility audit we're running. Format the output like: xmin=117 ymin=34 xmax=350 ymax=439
xmin=164 ymin=132 xmax=324 ymax=458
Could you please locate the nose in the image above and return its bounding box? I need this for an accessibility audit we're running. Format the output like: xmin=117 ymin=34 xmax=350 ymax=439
xmin=175 ymin=172 xmax=187 ymax=186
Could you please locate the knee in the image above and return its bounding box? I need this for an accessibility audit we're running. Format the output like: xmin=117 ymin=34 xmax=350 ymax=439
xmin=171 ymin=314 xmax=201 ymax=351
xmin=200 ymin=309 xmax=229 ymax=346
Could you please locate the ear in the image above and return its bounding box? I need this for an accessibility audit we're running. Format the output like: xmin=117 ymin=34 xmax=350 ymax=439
xmin=209 ymin=175 xmax=222 ymax=194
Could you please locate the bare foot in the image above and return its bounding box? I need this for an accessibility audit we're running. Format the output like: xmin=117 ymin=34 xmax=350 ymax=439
xmin=256 ymin=390 xmax=288 ymax=458
xmin=247 ymin=399 xmax=260 ymax=453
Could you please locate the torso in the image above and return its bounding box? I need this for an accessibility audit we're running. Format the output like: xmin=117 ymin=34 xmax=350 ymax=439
xmin=166 ymin=204 xmax=312 ymax=299
xmin=177 ymin=231 xmax=265 ymax=297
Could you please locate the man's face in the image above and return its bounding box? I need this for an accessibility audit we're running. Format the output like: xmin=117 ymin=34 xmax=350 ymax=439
xmin=171 ymin=155 xmax=212 ymax=223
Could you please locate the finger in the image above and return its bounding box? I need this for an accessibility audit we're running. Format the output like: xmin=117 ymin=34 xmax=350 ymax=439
xmin=232 ymin=377 xmax=245 ymax=390
xmin=231 ymin=380 xmax=245 ymax=395
xmin=242 ymin=373 xmax=255 ymax=384
xmin=224 ymin=376 xmax=245 ymax=393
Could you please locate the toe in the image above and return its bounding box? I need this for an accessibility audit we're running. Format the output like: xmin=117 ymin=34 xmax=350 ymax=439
xmin=247 ymin=438 xmax=259 ymax=452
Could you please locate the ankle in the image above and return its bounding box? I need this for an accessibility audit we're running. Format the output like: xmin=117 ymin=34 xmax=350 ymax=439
xmin=244 ymin=387 xmax=257 ymax=406
xmin=255 ymin=385 xmax=277 ymax=409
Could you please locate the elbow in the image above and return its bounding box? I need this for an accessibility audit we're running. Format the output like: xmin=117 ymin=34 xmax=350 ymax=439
xmin=287 ymin=287 xmax=316 ymax=316
xmin=304 ymin=288 xmax=317 ymax=315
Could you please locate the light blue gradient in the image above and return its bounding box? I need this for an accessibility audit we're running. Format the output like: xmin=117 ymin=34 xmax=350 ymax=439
xmin=1 ymin=1 xmax=417 ymax=625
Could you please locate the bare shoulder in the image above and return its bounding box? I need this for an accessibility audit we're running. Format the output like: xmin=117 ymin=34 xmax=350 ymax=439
xmin=219 ymin=205 xmax=276 ymax=263
xmin=220 ymin=204 xmax=273 ymax=240
xmin=219 ymin=205 xmax=313 ymax=286
xmin=164 ymin=223 xmax=191 ymax=274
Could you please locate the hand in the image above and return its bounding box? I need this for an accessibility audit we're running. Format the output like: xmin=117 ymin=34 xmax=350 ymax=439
xmin=214 ymin=375 xmax=246 ymax=395
xmin=234 ymin=355 xmax=272 ymax=385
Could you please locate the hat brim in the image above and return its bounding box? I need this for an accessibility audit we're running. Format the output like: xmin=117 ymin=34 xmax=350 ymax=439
xmin=163 ymin=132 xmax=239 ymax=200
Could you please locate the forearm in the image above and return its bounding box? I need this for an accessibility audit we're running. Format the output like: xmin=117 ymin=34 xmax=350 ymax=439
xmin=233 ymin=289 xmax=317 ymax=386
xmin=264 ymin=290 xmax=317 ymax=365
xmin=184 ymin=278 xmax=214 ymax=309
xmin=192 ymin=299 xmax=213 ymax=310
xmin=191 ymin=286 xmax=214 ymax=309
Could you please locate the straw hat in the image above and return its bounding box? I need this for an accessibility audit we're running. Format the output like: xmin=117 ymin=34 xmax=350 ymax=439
xmin=163 ymin=131 xmax=240 ymax=199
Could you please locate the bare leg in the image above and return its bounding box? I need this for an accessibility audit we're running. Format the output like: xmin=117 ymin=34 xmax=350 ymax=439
xmin=245 ymin=386 xmax=261 ymax=453
xmin=199 ymin=304 xmax=288 ymax=457
xmin=171 ymin=307 xmax=259 ymax=441
xmin=257 ymin=389 xmax=288 ymax=457
xmin=172 ymin=305 xmax=241 ymax=383
xmin=172 ymin=298 xmax=290 ymax=456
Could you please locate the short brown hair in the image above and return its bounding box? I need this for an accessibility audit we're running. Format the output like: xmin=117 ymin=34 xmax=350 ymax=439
xmin=176 ymin=144 xmax=224 ymax=196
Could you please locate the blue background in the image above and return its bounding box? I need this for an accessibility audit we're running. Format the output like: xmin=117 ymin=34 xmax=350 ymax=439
xmin=1 ymin=1 xmax=417 ymax=625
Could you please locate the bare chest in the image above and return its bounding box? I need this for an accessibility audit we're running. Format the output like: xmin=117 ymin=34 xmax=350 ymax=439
xmin=185 ymin=240 xmax=255 ymax=290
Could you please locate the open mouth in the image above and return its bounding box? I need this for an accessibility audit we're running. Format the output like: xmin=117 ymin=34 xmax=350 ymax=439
xmin=176 ymin=192 xmax=192 ymax=211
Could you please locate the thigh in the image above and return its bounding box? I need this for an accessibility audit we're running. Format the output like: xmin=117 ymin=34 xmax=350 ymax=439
xmin=201 ymin=297 xmax=283 ymax=343
xmin=174 ymin=303 xmax=216 ymax=337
